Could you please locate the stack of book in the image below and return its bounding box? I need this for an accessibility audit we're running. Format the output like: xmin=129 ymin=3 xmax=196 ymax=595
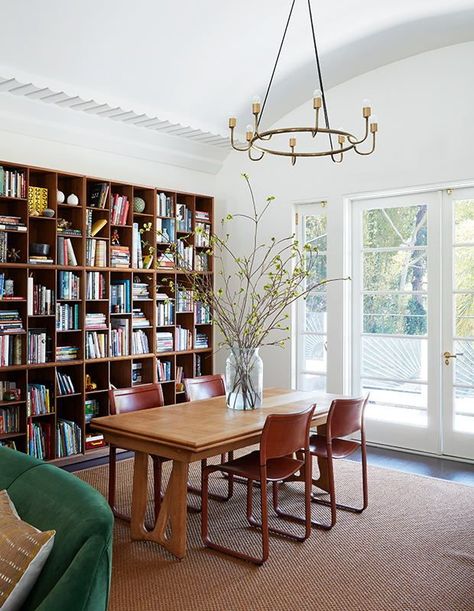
xmin=28 ymin=422 xmax=52 ymax=460
xmin=85 ymin=399 xmax=99 ymax=424
xmin=157 ymin=359 xmax=172 ymax=382
xmin=58 ymin=271 xmax=80 ymax=300
xmin=56 ymin=370 xmax=76 ymax=395
xmin=0 ymin=215 xmax=26 ymax=231
xmin=29 ymin=255 xmax=54 ymax=265
xmin=195 ymin=252 xmax=209 ymax=272
xmin=195 ymin=301 xmax=211 ymax=324
xmin=28 ymin=280 xmax=54 ymax=315
xmin=0 ymin=233 xmax=7 ymax=263
xmin=86 ymin=272 xmax=105 ymax=300
xmin=85 ymin=312 xmax=107 ymax=329
xmin=177 ymin=240 xmax=193 ymax=269
xmin=56 ymin=302 xmax=80 ymax=330
xmin=111 ymin=279 xmax=131 ymax=313
xmin=57 ymin=224 xmax=81 ymax=238
xmin=156 ymin=331 xmax=173 ymax=353
xmin=132 ymin=308 xmax=150 ymax=328
xmin=86 ymin=239 xmax=107 ymax=267
xmin=132 ymin=223 xmax=143 ymax=268
xmin=27 ymin=383 xmax=52 ymax=416
xmin=176 ymin=203 xmax=192 ymax=233
xmin=56 ymin=419 xmax=82 ymax=457
xmin=86 ymin=332 xmax=107 ymax=359
xmin=111 ymin=194 xmax=130 ymax=225
xmin=110 ymin=318 xmax=129 ymax=356
xmin=27 ymin=329 xmax=51 ymax=364
xmin=132 ymin=281 xmax=150 ymax=300
xmin=195 ymin=210 xmax=210 ymax=223
xmin=0 ymin=405 xmax=20 ymax=434
xmin=156 ymin=252 xmax=174 ymax=269
xmin=156 ymin=218 xmax=176 ymax=243
xmin=156 ymin=294 xmax=174 ymax=326
xmin=0 ymin=310 xmax=24 ymax=333
xmin=0 ymin=335 xmax=22 ymax=366
xmin=157 ymin=192 xmax=173 ymax=216
xmin=0 ymin=167 xmax=27 ymax=198
xmin=195 ymin=332 xmax=209 ymax=349
xmin=176 ymin=288 xmax=193 ymax=312
xmin=195 ymin=222 xmax=211 ymax=247
xmin=132 ymin=362 xmax=143 ymax=385
xmin=57 ymin=237 xmax=79 ymax=266
xmin=89 ymin=183 xmax=109 ymax=208
xmin=110 ymin=245 xmax=130 ymax=268
xmin=56 ymin=345 xmax=79 ymax=362
xmin=175 ymin=326 xmax=192 ymax=351
xmin=132 ymin=329 xmax=149 ymax=355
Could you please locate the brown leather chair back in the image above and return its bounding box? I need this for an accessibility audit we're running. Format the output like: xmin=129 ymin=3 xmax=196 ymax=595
xmin=184 ymin=374 xmax=225 ymax=402
xmin=109 ymin=383 xmax=164 ymax=415
xmin=260 ymin=405 xmax=315 ymax=464
xmin=326 ymin=397 xmax=368 ymax=439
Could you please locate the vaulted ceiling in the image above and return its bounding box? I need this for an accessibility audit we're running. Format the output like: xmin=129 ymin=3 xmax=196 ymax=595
xmin=1 ymin=0 xmax=473 ymax=148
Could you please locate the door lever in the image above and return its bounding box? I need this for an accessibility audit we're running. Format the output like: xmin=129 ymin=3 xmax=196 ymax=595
xmin=443 ymin=351 xmax=463 ymax=365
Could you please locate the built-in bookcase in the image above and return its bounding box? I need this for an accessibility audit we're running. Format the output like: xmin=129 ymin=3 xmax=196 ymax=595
xmin=0 ymin=161 xmax=214 ymax=466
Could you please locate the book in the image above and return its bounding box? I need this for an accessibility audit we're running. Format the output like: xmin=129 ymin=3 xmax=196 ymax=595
xmin=89 ymin=183 xmax=109 ymax=209
xmin=90 ymin=218 xmax=108 ymax=237
xmin=110 ymin=318 xmax=130 ymax=356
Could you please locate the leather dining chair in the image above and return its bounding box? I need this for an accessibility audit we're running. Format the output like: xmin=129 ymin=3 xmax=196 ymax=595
xmin=303 ymin=396 xmax=369 ymax=530
xmin=201 ymin=405 xmax=315 ymax=565
xmin=108 ymin=383 xmax=167 ymax=522
xmin=184 ymin=374 xmax=234 ymax=502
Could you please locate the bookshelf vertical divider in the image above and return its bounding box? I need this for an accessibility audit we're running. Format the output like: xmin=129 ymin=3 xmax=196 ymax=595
xmin=0 ymin=161 xmax=214 ymax=466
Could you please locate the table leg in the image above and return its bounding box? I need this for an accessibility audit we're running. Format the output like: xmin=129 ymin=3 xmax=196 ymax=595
xmin=130 ymin=451 xmax=189 ymax=559
xmin=312 ymin=425 xmax=330 ymax=494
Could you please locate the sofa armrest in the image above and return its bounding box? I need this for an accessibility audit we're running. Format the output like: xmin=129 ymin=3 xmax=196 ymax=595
xmin=23 ymin=533 xmax=113 ymax=611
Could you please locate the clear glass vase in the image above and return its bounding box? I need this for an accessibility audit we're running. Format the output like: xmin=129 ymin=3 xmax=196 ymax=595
xmin=225 ymin=347 xmax=263 ymax=410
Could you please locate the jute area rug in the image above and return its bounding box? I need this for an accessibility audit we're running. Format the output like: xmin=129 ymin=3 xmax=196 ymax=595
xmin=76 ymin=456 xmax=474 ymax=611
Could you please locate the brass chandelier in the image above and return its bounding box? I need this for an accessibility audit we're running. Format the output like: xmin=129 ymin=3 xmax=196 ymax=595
xmin=228 ymin=0 xmax=378 ymax=165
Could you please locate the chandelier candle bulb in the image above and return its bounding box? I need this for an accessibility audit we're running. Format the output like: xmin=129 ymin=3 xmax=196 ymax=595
xmin=229 ymin=117 xmax=237 ymax=129
xmin=370 ymin=116 xmax=378 ymax=132
xmin=246 ymin=125 xmax=254 ymax=141
xmin=289 ymin=137 xmax=297 ymax=148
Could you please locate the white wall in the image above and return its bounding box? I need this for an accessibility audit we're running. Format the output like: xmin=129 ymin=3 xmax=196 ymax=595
xmin=215 ymin=41 xmax=474 ymax=390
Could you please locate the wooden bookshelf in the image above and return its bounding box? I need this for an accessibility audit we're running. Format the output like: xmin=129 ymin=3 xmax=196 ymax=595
xmin=0 ymin=161 xmax=214 ymax=465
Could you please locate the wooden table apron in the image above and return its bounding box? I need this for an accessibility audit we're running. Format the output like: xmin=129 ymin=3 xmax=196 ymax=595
xmin=92 ymin=388 xmax=339 ymax=559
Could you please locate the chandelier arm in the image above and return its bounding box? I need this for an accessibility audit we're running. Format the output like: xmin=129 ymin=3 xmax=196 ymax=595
xmin=248 ymin=148 xmax=265 ymax=162
xmin=308 ymin=0 xmax=333 ymax=151
xmin=312 ymin=106 xmax=320 ymax=137
xmin=257 ymin=0 xmax=296 ymax=128
xmin=347 ymin=116 xmax=369 ymax=145
xmin=354 ymin=133 xmax=376 ymax=156
xmin=230 ymin=129 xmax=252 ymax=152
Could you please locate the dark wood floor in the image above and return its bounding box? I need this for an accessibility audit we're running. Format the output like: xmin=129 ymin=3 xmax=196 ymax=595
xmin=65 ymin=446 xmax=474 ymax=486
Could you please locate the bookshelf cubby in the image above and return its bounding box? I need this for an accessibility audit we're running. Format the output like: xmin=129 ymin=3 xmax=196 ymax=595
xmin=0 ymin=161 xmax=214 ymax=466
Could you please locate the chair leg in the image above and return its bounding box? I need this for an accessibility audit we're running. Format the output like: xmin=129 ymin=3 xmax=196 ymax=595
xmin=312 ymin=447 xmax=368 ymax=517
xmin=310 ymin=454 xmax=337 ymax=529
xmin=108 ymin=445 xmax=117 ymax=512
xmin=188 ymin=455 xmax=234 ymax=502
xmin=201 ymin=468 xmax=267 ymax=565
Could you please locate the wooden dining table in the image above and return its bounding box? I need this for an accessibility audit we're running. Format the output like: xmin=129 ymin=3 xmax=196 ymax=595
xmin=92 ymin=387 xmax=342 ymax=559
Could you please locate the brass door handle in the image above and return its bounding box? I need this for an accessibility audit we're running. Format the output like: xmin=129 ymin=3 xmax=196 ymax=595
xmin=443 ymin=351 xmax=463 ymax=365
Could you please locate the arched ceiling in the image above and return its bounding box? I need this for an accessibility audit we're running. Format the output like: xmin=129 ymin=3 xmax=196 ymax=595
xmin=0 ymin=0 xmax=473 ymax=146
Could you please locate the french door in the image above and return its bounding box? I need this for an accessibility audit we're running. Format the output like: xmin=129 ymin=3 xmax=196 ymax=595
xmin=352 ymin=187 xmax=474 ymax=460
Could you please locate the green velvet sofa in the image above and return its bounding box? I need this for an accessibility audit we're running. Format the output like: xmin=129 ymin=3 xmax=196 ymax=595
xmin=0 ymin=446 xmax=113 ymax=611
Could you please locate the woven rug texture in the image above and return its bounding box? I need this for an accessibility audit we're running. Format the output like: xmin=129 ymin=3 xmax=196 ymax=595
xmin=76 ymin=456 xmax=474 ymax=611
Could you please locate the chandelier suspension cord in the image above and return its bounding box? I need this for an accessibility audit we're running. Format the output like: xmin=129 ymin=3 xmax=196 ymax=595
xmin=257 ymin=0 xmax=296 ymax=129
xmin=307 ymin=0 xmax=335 ymax=153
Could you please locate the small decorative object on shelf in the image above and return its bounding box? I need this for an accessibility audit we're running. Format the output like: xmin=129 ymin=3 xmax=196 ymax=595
xmin=67 ymin=193 xmax=79 ymax=206
xmin=28 ymin=186 xmax=48 ymax=215
xmin=3 ymin=388 xmax=21 ymax=401
xmin=7 ymin=248 xmax=21 ymax=263
xmin=85 ymin=374 xmax=97 ymax=392
xmin=111 ymin=229 xmax=120 ymax=246
xmin=43 ymin=208 xmax=55 ymax=218
xmin=57 ymin=190 xmax=65 ymax=204
xmin=133 ymin=196 xmax=146 ymax=213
